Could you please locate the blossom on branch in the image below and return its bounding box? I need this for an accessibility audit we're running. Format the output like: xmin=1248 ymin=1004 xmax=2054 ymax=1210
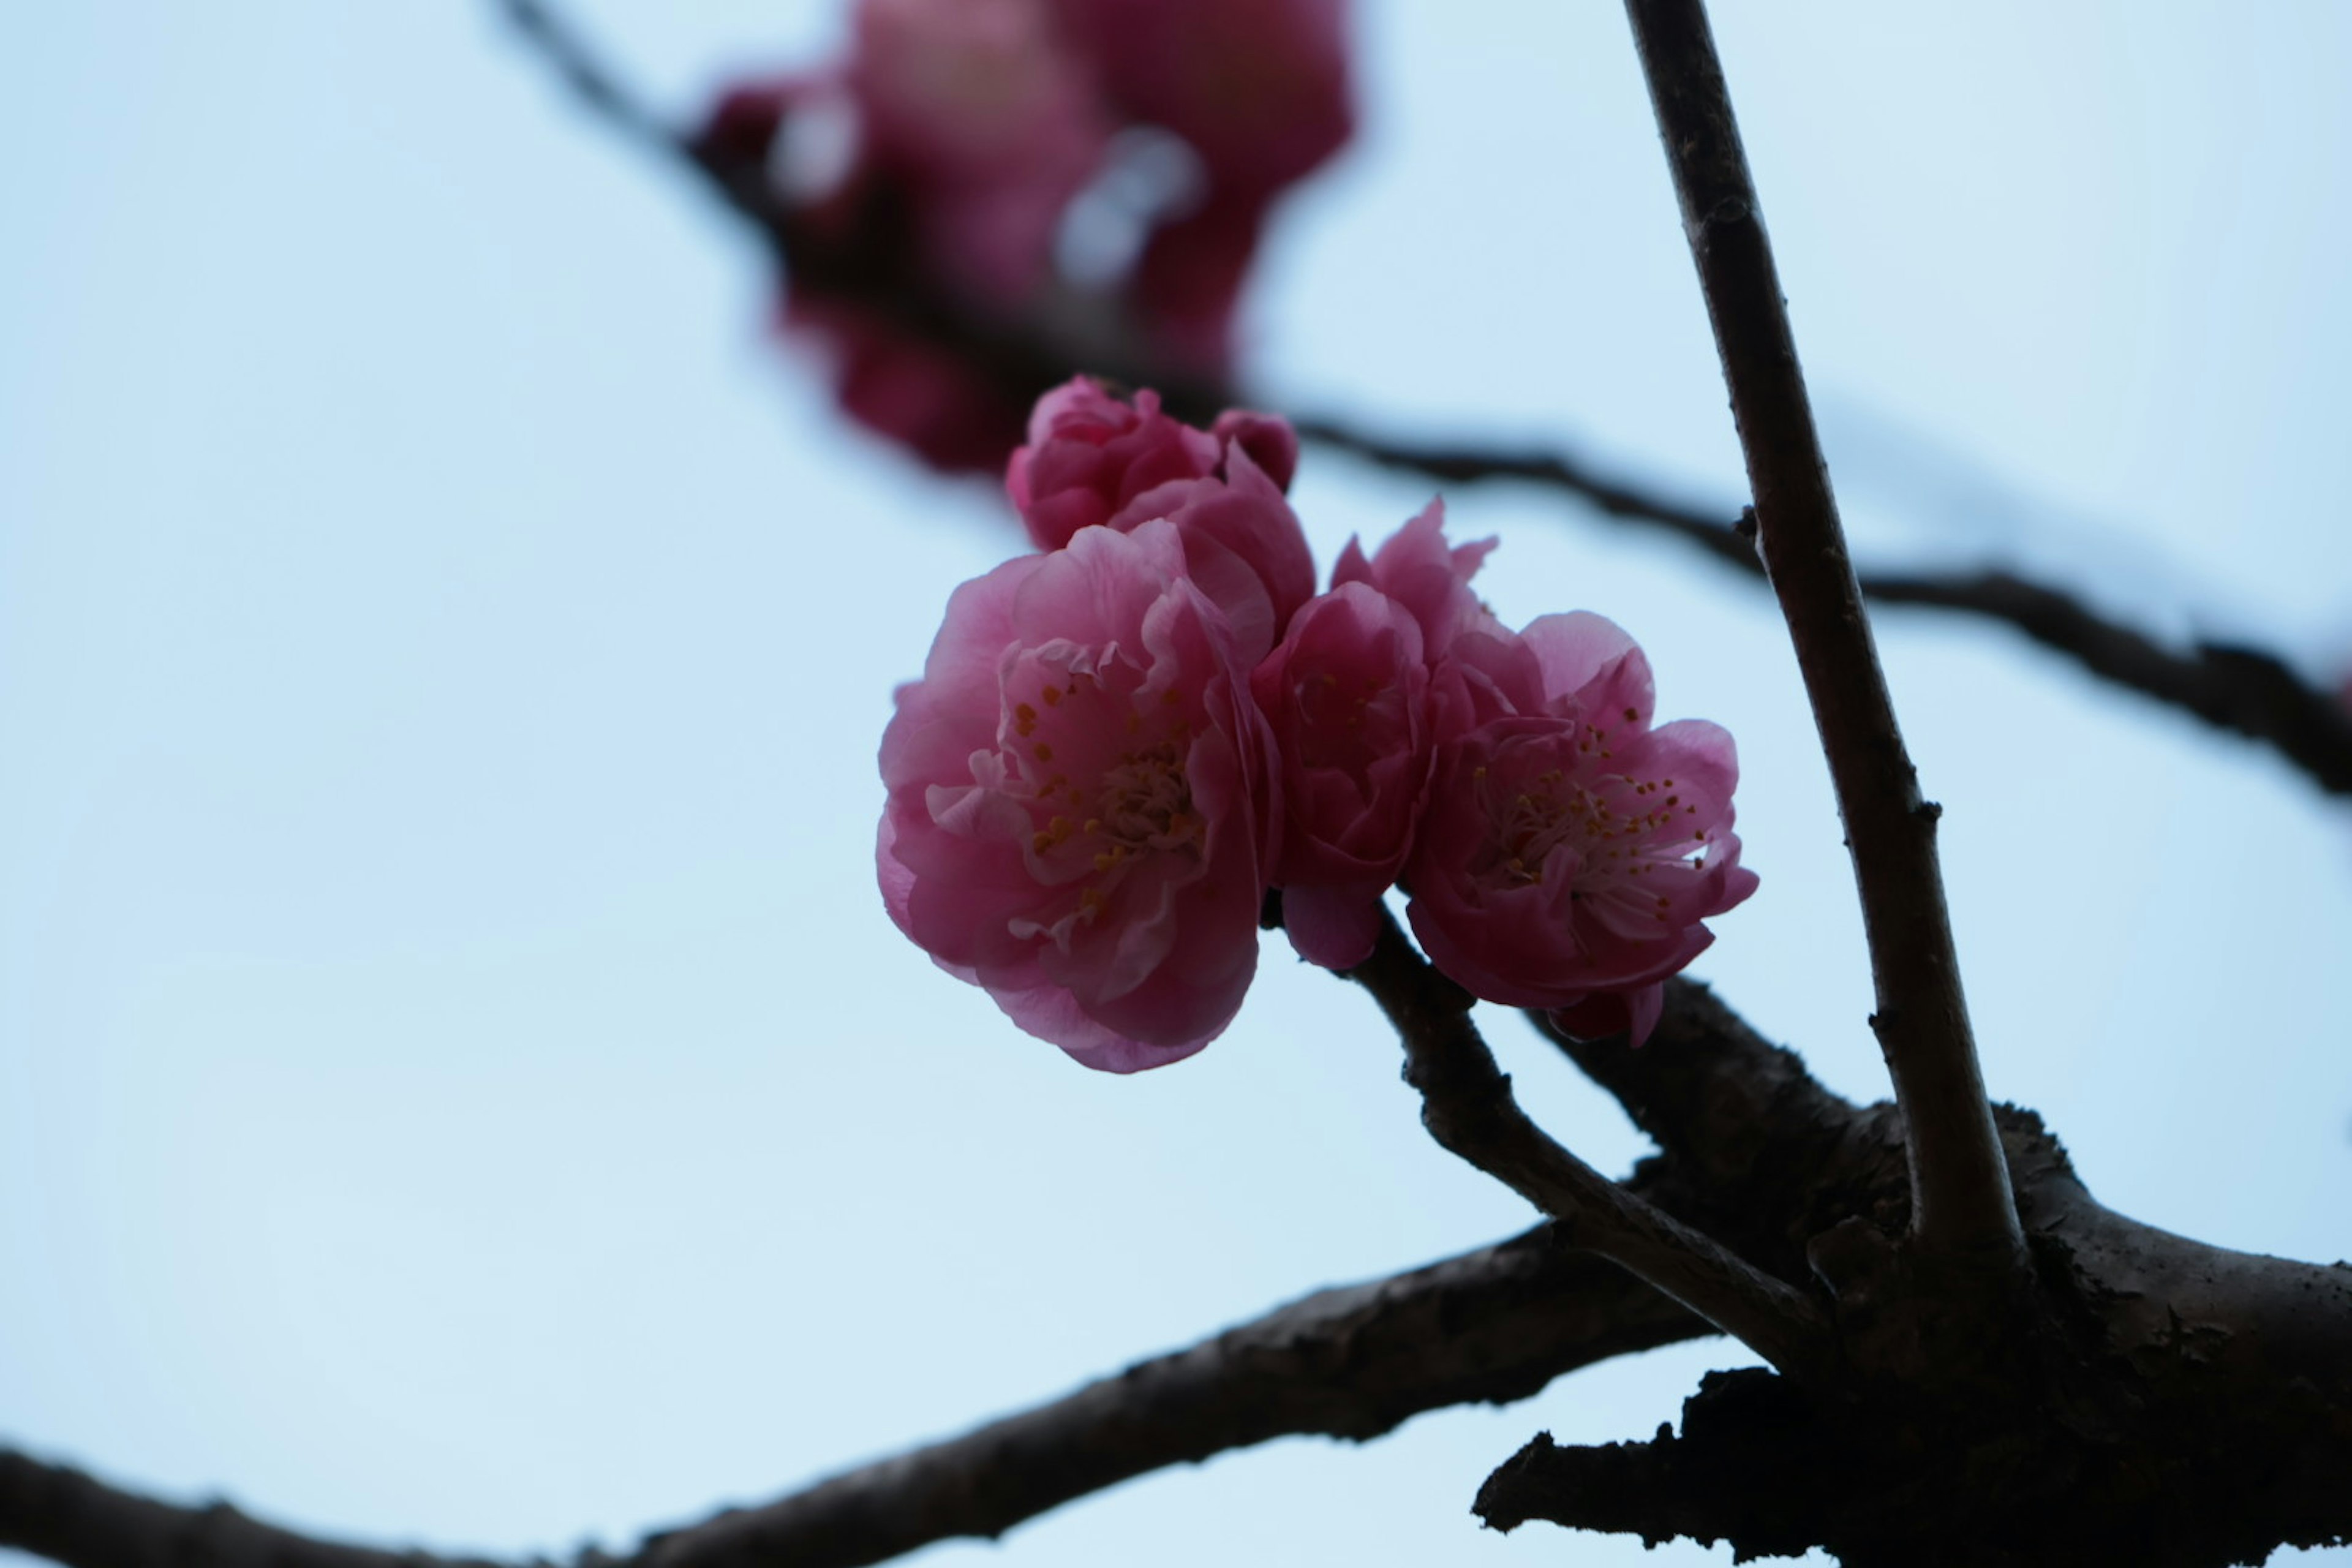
xmin=881 ymin=383 xmax=1751 ymax=1063
xmin=1251 ymin=581 xmax=1430 ymax=968
xmin=1008 ymin=377 xmax=1314 ymax=657
xmin=1331 ymin=497 xmax=1501 ymax=657
xmin=878 ymin=520 xmax=1278 ymax=1071
xmin=1406 ymin=613 xmax=1757 ymax=1046
xmin=1246 ymin=499 xmax=1494 ymax=969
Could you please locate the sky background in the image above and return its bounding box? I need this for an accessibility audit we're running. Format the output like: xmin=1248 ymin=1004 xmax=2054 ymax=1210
xmin=4 ymin=4 xmax=2350 ymax=1565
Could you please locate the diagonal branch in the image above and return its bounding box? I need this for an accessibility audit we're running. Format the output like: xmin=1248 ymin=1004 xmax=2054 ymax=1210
xmin=1 ymin=1229 xmax=1704 ymax=1568
xmin=1303 ymin=422 xmax=2352 ymax=798
xmin=1346 ymin=913 xmax=1839 ymax=1387
xmin=1623 ymin=0 xmax=2023 ymax=1273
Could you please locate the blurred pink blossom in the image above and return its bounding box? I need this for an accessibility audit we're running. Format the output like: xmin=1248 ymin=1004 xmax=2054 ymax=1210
xmin=1252 ymin=581 xmax=1430 ymax=968
xmin=878 ymin=520 xmax=1278 ymax=1070
xmin=1406 ymin=613 xmax=1756 ymax=1044
xmin=706 ymin=0 xmax=1354 ymax=470
xmin=1049 ymin=0 xmax=1354 ymax=371
xmin=850 ymin=0 xmax=1110 ymax=303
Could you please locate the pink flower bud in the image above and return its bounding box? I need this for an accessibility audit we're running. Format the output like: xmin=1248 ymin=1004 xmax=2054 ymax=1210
xmin=1008 ymin=380 xmax=1316 ymax=658
xmin=1251 ymin=582 xmax=1431 ymax=968
xmin=1007 ymin=379 xmax=1224 ymax=548
xmin=1332 ymin=498 xmax=1500 ymax=659
xmin=1406 ymin=613 xmax=1756 ymax=1045
xmin=878 ymin=521 xmax=1279 ymax=1070
xmin=1210 ymin=408 xmax=1300 ymax=494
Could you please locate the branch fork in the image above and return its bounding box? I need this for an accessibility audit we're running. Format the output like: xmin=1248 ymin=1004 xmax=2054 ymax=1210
xmin=1346 ymin=913 xmax=1839 ymax=1389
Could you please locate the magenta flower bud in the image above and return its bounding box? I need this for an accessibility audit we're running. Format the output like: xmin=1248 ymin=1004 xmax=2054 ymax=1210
xmin=1251 ymin=582 xmax=1432 ymax=968
xmin=1332 ymin=498 xmax=1500 ymax=660
xmin=1008 ymin=379 xmax=1316 ymax=658
xmin=1406 ymin=613 xmax=1757 ymax=1045
xmin=1007 ymin=379 xmax=1224 ymax=548
xmin=1210 ymin=408 xmax=1301 ymax=494
xmin=878 ymin=521 xmax=1279 ymax=1070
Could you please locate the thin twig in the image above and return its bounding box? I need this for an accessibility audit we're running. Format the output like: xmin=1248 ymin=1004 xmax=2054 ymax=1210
xmin=1347 ymin=913 xmax=1839 ymax=1386
xmin=498 ymin=0 xmax=675 ymax=154
xmin=0 ymin=1232 xmax=1702 ymax=1568
xmin=1303 ymin=422 xmax=2352 ymax=797
xmin=1622 ymin=0 xmax=2024 ymax=1272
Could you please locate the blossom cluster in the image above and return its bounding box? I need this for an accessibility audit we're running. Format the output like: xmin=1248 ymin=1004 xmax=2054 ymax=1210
xmin=878 ymin=382 xmax=1757 ymax=1070
xmin=703 ymin=0 xmax=1352 ymax=472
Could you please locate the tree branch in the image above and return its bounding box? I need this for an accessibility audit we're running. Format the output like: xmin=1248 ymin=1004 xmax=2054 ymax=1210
xmin=1622 ymin=0 xmax=2022 ymax=1272
xmin=1304 ymin=422 xmax=2352 ymax=797
xmin=0 ymin=1229 xmax=1704 ymax=1568
xmin=1345 ymin=913 xmax=1838 ymax=1387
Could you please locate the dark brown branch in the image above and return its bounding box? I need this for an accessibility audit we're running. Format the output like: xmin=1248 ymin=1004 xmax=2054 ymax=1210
xmin=1864 ymin=570 xmax=2352 ymax=794
xmin=1471 ymin=1123 xmax=2352 ymax=1566
xmin=1623 ymin=0 xmax=2022 ymax=1271
xmin=0 ymin=1453 xmax=506 ymax=1568
xmin=499 ymin=0 xmax=675 ymax=156
xmin=0 ymin=1230 xmax=1705 ymax=1568
xmin=1346 ymin=914 xmax=1838 ymax=1386
xmin=1288 ymin=417 xmax=1762 ymax=574
xmin=1304 ymin=423 xmax=2352 ymax=797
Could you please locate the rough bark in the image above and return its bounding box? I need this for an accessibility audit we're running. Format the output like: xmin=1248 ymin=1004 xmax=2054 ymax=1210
xmin=1474 ymin=1107 xmax=2352 ymax=1564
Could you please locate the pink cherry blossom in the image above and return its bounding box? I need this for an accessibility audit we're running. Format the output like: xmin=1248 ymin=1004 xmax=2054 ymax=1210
xmin=878 ymin=521 xmax=1278 ymax=1071
xmin=1008 ymin=380 xmax=1315 ymax=658
xmin=1406 ymin=612 xmax=1756 ymax=1044
xmin=1251 ymin=582 xmax=1431 ymax=968
xmin=1332 ymin=498 xmax=1500 ymax=660
xmin=850 ymin=0 xmax=1110 ymax=304
xmin=1049 ymin=0 xmax=1354 ymax=370
xmin=782 ymin=296 xmax=1031 ymax=475
xmin=1006 ymin=379 xmax=1224 ymax=546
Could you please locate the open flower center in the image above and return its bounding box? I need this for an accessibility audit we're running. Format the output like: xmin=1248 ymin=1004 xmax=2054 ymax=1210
xmin=1000 ymin=657 xmax=1207 ymax=923
xmin=1473 ymin=730 xmax=1710 ymax=923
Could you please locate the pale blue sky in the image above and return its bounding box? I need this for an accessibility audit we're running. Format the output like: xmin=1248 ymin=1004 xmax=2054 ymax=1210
xmin=4 ymin=6 xmax=2350 ymax=1566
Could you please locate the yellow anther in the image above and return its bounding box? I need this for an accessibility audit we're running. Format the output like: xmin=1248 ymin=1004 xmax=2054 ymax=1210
xmin=1034 ymin=743 xmax=1054 ymax=762
xmin=1041 ymin=686 xmax=1063 ymax=707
